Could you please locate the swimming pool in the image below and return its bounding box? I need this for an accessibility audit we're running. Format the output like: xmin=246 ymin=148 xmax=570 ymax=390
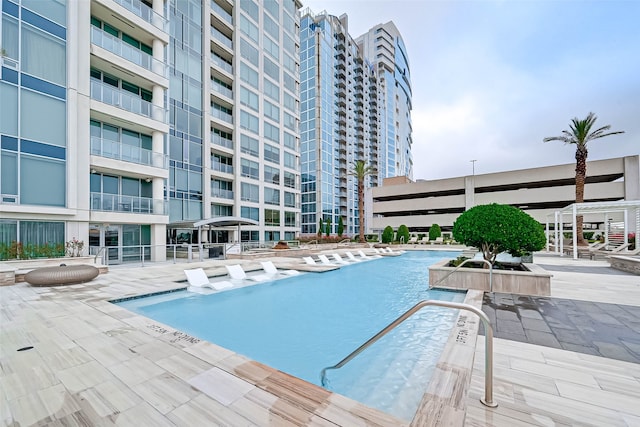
xmin=117 ymin=250 xmax=464 ymax=420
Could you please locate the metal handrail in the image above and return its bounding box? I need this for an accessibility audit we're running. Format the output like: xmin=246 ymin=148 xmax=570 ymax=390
xmin=93 ymin=247 xmax=107 ymax=265
xmin=320 ymin=300 xmax=498 ymax=408
xmin=337 ymin=238 xmax=351 ymax=245
xmin=430 ymin=258 xmax=493 ymax=292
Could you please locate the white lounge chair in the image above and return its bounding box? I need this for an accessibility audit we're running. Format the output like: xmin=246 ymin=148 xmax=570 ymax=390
xmin=317 ymin=254 xmax=337 ymax=266
xmin=330 ymin=253 xmax=350 ymax=264
xmin=357 ymin=250 xmax=381 ymax=259
xmin=184 ymin=268 xmax=233 ymax=291
xmin=303 ymin=256 xmax=318 ymax=265
xmin=260 ymin=260 xmax=300 ymax=276
xmin=384 ymin=247 xmax=405 ymax=254
xmin=345 ymin=251 xmax=362 ymax=262
xmin=408 ymin=236 xmax=418 ymax=244
xmin=225 ymin=264 xmax=271 ymax=282
xmin=417 ymin=237 xmax=429 ymax=244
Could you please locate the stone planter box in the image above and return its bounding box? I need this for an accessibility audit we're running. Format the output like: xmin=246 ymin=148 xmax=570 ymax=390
xmin=428 ymin=259 xmax=552 ymax=296
xmin=609 ymin=255 xmax=640 ymax=275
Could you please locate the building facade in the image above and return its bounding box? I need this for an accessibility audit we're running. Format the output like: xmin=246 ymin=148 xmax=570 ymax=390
xmin=1 ymin=0 xmax=302 ymax=263
xmin=368 ymin=155 xmax=640 ymax=233
xmin=299 ymin=10 xmax=412 ymax=236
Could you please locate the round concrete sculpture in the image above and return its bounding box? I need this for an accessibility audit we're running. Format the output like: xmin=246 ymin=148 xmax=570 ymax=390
xmin=24 ymin=264 xmax=100 ymax=287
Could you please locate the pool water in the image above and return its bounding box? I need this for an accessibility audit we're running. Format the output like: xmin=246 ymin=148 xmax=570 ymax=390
xmin=117 ymin=250 xmax=465 ymax=420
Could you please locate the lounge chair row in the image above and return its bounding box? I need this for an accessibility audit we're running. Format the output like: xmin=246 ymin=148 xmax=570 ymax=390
xmin=185 ymin=261 xmax=300 ymax=291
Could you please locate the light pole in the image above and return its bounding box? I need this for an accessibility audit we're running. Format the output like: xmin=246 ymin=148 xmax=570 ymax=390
xmin=470 ymin=159 xmax=477 ymax=176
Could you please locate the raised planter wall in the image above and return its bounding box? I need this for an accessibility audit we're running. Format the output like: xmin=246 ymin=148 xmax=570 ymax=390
xmin=609 ymin=255 xmax=640 ymax=275
xmin=429 ymin=259 xmax=552 ymax=296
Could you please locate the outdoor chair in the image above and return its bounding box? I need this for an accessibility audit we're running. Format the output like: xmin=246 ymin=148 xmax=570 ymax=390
xmin=330 ymin=253 xmax=351 ymax=264
xmin=260 ymin=260 xmax=300 ymax=276
xmin=317 ymin=254 xmax=338 ymax=266
xmin=225 ymin=264 xmax=271 ymax=282
xmin=184 ymin=268 xmax=233 ymax=291
xmin=345 ymin=251 xmax=363 ymax=262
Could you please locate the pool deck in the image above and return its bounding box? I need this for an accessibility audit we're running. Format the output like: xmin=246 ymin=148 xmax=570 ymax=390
xmin=1 ymin=248 xmax=639 ymax=426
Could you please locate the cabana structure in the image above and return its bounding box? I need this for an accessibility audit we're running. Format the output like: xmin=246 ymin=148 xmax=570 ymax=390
xmin=546 ymin=201 xmax=640 ymax=259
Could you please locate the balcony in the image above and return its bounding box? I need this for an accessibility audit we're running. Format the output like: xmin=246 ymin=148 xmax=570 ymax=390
xmin=91 ymin=137 xmax=168 ymax=168
xmin=212 ymin=161 xmax=233 ymax=174
xmin=90 ymin=192 xmax=167 ymax=214
xmin=211 ymin=26 xmax=232 ymax=50
xmin=91 ymin=27 xmax=167 ymax=78
xmin=113 ymin=0 xmax=168 ymax=32
xmin=211 ymin=52 xmax=233 ymax=74
xmin=211 ymin=79 xmax=233 ymax=99
xmin=212 ymin=188 xmax=234 ymax=199
xmin=210 ymin=0 xmax=232 ymax=25
xmin=90 ymin=78 xmax=167 ymax=123
xmin=211 ymin=132 xmax=233 ymax=149
xmin=211 ymin=105 xmax=233 ymax=124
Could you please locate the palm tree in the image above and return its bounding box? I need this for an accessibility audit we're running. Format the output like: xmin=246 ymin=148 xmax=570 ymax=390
xmin=349 ymin=160 xmax=376 ymax=243
xmin=544 ymin=112 xmax=624 ymax=246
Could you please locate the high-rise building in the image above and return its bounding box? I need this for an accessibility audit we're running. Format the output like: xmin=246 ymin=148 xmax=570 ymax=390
xmin=1 ymin=0 xmax=302 ymax=263
xmin=299 ymin=10 xmax=412 ymax=236
xmin=358 ymin=22 xmax=413 ymax=180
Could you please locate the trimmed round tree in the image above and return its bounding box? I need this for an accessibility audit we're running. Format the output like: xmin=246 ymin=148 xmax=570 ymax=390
xmin=452 ymin=204 xmax=546 ymax=265
xmin=429 ymin=224 xmax=442 ymax=241
xmin=337 ymin=216 xmax=344 ymax=237
xmin=381 ymin=226 xmax=394 ymax=244
xmin=397 ymin=224 xmax=410 ymax=243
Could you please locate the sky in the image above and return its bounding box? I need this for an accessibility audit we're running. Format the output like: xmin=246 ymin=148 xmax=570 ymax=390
xmin=301 ymin=0 xmax=640 ymax=180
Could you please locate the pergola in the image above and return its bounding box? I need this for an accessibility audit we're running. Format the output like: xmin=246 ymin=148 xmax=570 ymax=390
xmin=546 ymin=200 xmax=640 ymax=259
xmin=193 ymin=216 xmax=259 ymax=244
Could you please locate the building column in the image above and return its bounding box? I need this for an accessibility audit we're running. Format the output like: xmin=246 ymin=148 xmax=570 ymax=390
xmin=150 ymin=224 xmax=166 ymax=262
xmin=464 ymin=176 xmax=475 ymax=210
xmin=152 ymin=84 xmax=164 ymax=123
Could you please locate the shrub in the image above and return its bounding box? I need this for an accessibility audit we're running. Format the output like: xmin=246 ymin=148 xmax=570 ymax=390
xmin=396 ymin=225 xmax=410 ymax=243
xmin=337 ymin=216 xmax=344 ymax=237
xmin=429 ymin=224 xmax=442 ymax=241
xmin=325 ymin=217 xmax=332 ymax=236
xmin=452 ymin=203 xmax=546 ymax=265
xmin=317 ymin=219 xmax=323 ymax=237
xmin=381 ymin=226 xmax=394 ymax=243
xmin=365 ymin=234 xmax=379 ymax=242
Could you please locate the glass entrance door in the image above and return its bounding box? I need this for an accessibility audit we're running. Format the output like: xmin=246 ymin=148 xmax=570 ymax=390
xmin=105 ymin=225 xmax=121 ymax=263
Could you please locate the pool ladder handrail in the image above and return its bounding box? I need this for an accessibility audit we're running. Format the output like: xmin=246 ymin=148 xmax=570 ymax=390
xmin=319 ymin=300 xmax=498 ymax=408
xmin=430 ymin=258 xmax=493 ymax=292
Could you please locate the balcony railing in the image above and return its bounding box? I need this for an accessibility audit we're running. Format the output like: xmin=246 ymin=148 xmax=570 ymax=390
xmin=211 ymin=132 xmax=233 ymax=149
xmin=113 ymin=0 xmax=168 ymax=32
xmin=211 ymin=52 xmax=233 ymax=74
xmin=210 ymin=0 xmax=232 ymax=24
xmin=211 ymin=79 xmax=233 ymax=99
xmin=91 ymin=27 xmax=168 ymax=78
xmin=91 ymin=137 xmax=168 ymax=168
xmin=212 ymin=161 xmax=233 ymax=174
xmin=211 ymin=26 xmax=233 ymax=50
xmin=90 ymin=78 xmax=167 ymax=123
xmin=211 ymin=106 xmax=233 ymax=123
xmin=211 ymin=188 xmax=234 ymax=199
xmin=90 ymin=192 xmax=167 ymax=215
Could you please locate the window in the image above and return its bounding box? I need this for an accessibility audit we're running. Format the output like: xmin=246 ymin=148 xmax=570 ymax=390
xmin=241 ymin=206 xmax=259 ymax=221
xmin=240 ymin=134 xmax=259 ymax=157
xmin=240 ymin=38 xmax=259 ymax=66
xmin=264 ymin=230 xmax=280 ymax=241
xmin=1 ymin=15 xmax=18 ymax=62
xmin=283 ymin=53 xmax=296 ymax=74
xmin=264 ymin=57 xmax=279 ymax=81
xmin=264 ymin=36 xmax=279 ymax=60
xmin=264 ymin=209 xmax=280 ymax=226
xmin=285 ymin=211 xmax=296 ymax=227
xmin=264 ymin=0 xmax=279 ymax=21
xmin=264 ymin=187 xmax=279 ymax=205
xmin=283 ymin=33 xmax=295 ymax=56
xmin=20 ymin=89 xmax=66 ymax=146
xmin=284 ymin=112 xmax=297 ymax=131
xmin=284 ymin=132 xmax=296 ymax=150
xmin=212 ymin=204 xmax=233 ymax=217
xmin=240 ymin=110 xmax=259 ymax=134
xmin=241 ymin=182 xmax=259 ymax=202
xmin=283 ymin=92 xmax=296 ymax=113
xmin=264 ymin=165 xmax=280 ymax=185
xmin=284 ymin=191 xmax=295 ymax=207
xmin=264 ymin=144 xmax=280 ymax=164
xmin=240 ymin=86 xmax=259 ymax=111
xmin=240 ymin=15 xmax=258 ymax=43
xmin=241 ymin=158 xmax=259 ymax=180
xmin=241 ymin=230 xmax=259 ymax=241
xmin=264 ymin=100 xmax=280 ymax=123
xmin=240 ymin=0 xmax=259 ymax=21
xmin=284 ymin=152 xmax=296 ymax=169
xmin=264 ymin=78 xmax=280 ymax=102
xmin=264 ymin=122 xmax=280 ymax=143
xmin=240 ymin=62 xmax=259 ymax=88
xmin=284 ymin=171 xmax=296 ymax=189
xmin=283 ymin=72 xmax=296 ymax=93
xmin=264 ymin=12 xmax=279 ymax=40
xmin=20 ymin=155 xmax=65 ymax=206
xmin=18 ymin=221 xmax=65 ymax=246
xmin=21 ymin=24 xmax=66 ymax=86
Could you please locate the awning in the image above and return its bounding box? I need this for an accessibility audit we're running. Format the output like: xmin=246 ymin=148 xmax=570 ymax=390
xmin=193 ymin=216 xmax=259 ymax=227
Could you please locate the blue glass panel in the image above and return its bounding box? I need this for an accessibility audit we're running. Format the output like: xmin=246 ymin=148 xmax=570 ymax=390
xmin=2 ymin=0 xmax=18 ymax=17
xmin=21 ymin=7 xmax=66 ymax=39
xmin=21 ymin=139 xmax=66 ymax=159
xmin=20 ymin=73 xmax=66 ymax=99
xmin=1 ymin=67 xmax=18 ymax=84
xmin=1 ymin=135 xmax=18 ymax=151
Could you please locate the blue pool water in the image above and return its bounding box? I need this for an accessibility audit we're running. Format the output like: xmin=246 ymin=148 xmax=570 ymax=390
xmin=117 ymin=250 xmax=464 ymax=420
